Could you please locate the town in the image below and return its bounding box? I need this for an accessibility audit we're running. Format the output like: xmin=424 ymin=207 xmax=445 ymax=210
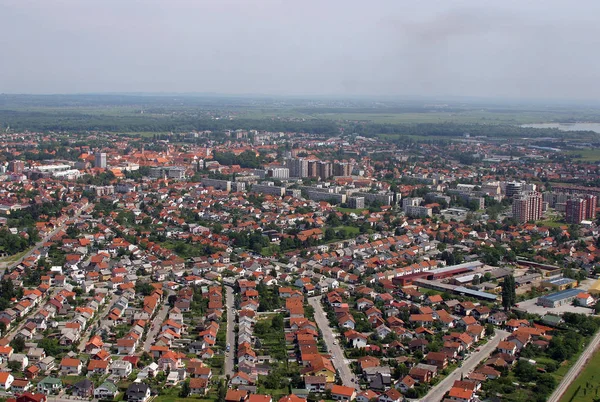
xmin=0 ymin=124 xmax=597 ymax=402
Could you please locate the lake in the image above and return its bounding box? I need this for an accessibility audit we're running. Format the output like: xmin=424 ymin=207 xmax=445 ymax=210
xmin=522 ymin=122 xmax=600 ymax=133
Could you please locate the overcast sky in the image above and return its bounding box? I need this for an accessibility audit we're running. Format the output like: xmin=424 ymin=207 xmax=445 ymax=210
xmin=1 ymin=0 xmax=599 ymax=100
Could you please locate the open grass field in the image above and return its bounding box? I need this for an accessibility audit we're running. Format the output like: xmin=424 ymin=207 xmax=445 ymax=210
xmin=536 ymin=219 xmax=566 ymax=228
xmin=559 ymin=347 xmax=600 ymax=402
xmin=337 ymin=207 xmax=367 ymax=215
xmin=565 ymin=149 xmax=600 ymax=162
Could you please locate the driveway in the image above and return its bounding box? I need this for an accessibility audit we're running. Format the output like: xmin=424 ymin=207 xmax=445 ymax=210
xmin=424 ymin=329 xmax=510 ymax=401
xmin=308 ymin=296 xmax=357 ymax=389
xmin=224 ymin=285 xmax=235 ymax=378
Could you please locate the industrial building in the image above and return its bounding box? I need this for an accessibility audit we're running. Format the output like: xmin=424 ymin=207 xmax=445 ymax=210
xmin=541 ymin=277 xmax=578 ymax=291
xmin=537 ymin=288 xmax=582 ymax=308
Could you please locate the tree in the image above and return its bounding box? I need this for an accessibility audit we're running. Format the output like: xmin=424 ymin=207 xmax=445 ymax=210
xmin=472 ymin=275 xmax=480 ymax=285
xmin=179 ymin=380 xmax=190 ymax=398
xmin=10 ymin=337 xmax=25 ymax=353
xmin=501 ymin=275 xmax=516 ymax=311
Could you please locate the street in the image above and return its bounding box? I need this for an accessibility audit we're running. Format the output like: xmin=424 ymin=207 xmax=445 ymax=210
xmin=308 ymin=295 xmax=357 ymax=389
xmin=547 ymin=328 xmax=600 ymax=402
xmin=424 ymin=329 xmax=510 ymax=402
xmin=142 ymin=290 xmax=172 ymax=352
xmin=78 ymin=292 xmax=119 ymax=352
xmin=224 ymin=285 xmax=235 ymax=378
xmin=0 ymin=203 xmax=88 ymax=276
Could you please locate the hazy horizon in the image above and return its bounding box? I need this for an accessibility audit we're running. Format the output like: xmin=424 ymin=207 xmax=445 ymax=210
xmin=2 ymin=0 xmax=600 ymax=101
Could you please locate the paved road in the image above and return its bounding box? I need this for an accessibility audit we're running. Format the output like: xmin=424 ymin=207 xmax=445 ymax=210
xmin=142 ymin=290 xmax=173 ymax=352
xmin=78 ymin=292 xmax=119 ymax=352
xmin=547 ymin=328 xmax=600 ymax=402
xmin=0 ymin=204 xmax=88 ymax=275
xmin=308 ymin=295 xmax=357 ymax=389
xmin=224 ymin=285 xmax=235 ymax=378
xmin=6 ymin=290 xmax=56 ymax=341
xmin=424 ymin=329 xmax=510 ymax=402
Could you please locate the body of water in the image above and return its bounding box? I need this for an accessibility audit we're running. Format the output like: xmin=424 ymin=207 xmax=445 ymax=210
xmin=522 ymin=122 xmax=600 ymax=133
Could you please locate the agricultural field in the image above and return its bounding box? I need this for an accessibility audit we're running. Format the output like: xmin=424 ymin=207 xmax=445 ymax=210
xmin=559 ymin=348 xmax=600 ymax=402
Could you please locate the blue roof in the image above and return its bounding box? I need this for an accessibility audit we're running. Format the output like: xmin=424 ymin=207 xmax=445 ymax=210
xmin=539 ymin=288 xmax=581 ymax=302
xmin=547 ymin=277 xmax=576 ymax=286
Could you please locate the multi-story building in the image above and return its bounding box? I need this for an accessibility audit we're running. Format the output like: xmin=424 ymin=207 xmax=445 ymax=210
xmin=267 ymin=167 xmax=289 ymax=179
xmin=505 ymin=182 xmax=523 ymax=198
xmin=201 ymin=178 xmax=231 ymax=192
xmin=333 ymin=162 xmax=352 ymax=177
xmin=316 ymin=161 xmax=332 ymax=181
xmin=8 ymin=160 xmax=24 ymax=174
xmin=348 ymin=196 xmax=365 ymax=209
xmin=512 ymin=191 xmax=543 ymax=223
xmin=566 ymin=198 xmax=586 ymax=224
xmin=287 ymin=158 xmax=309 ymax=178
xmin=252 ymin=183 xmax=285 ymax=197
xmin=585 ymin=194 xmax=597 ymax=220
xmin=95 ymin=152 xmax=107 ymax=169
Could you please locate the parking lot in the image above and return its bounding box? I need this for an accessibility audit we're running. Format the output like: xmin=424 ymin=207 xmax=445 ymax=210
xmin=515 ymin=297 xmax=594 ymax=316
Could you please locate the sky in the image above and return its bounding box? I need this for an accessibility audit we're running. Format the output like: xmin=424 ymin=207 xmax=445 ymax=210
xmin=1 ymin=0 xmax=600 ymax=100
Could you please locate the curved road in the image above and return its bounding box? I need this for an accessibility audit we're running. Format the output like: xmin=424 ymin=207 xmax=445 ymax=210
xmin=547 ymin=329 xmax=600 ymax=402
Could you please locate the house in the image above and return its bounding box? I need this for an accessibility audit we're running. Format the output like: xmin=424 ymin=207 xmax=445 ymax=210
xmin=345 ymin=330 xmax=369 ymax=348
xmin=378 ymin=388 xmax=403 ymax=402
xmin=331 ymin=385 xmax=356 ymax=401
xmin=94 ymin=381 xmax=119 ymax=400
xmin=11 ymin=378 xmax=31 ymax=393
xmin=12 ymin=392 xmax=47 ymax=402
xmin=497 ymin=341 xmax=517 ymax=356
xmin=88 ymin=359 xmax=109 ymax=375
xmin=576 ymin=292 xmax=594 ymax=307
xmin=304 ymin=375 xmax=327 ymax=393
xmin=59 ymin=358 xmax=82 ymax=376
xmin=408 ymin=367 xmax=431 ymax=384
xmin=426 ymin=352 xmax=448 ymax=370
xmin=73 ymin=379 xmax=94 ymax=398
xmin=231 ymin=371 xmax=255 ymax=386
xmin=116 ymin=338 xmax=136 ymax=355
xmin=303 ymin=356 xmax=336 ymax=383
xmin=356 ymin=390 xmax=378 ymax=402
xmin=225 ymin=389 xmax=248 ymax=402
xmin=189 ymin=378 xmax=209 ymax=396
xmin=110 ymin=360 xmax=133 ymax=378
xmin=248 ymin=395 xmax=272 ymax=402
xmin=447 ymin=386 xmax=474 ymax=402
xmin=488 ymin=312 xmax=508 ymax=326
xmin=0 ymin=371 xmax=14 ymax=390
xmin=37 ymin=377 xmax=62 ymax=395
xmin=396 ymin=375 xmax=416 ymax=394
xmin=125 ymin=383 xmax=151 ymax=402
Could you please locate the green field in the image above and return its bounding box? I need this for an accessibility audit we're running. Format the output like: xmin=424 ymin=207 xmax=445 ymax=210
xmin=536 ymin=219 xmax=566 ymax=228
xmin=559 ymin=348 xmax=600 ymax=402
xmin=336 ymin=207 xmax=367 ymax=215
xmin=565 ymin=149 xmax=600 ymax=162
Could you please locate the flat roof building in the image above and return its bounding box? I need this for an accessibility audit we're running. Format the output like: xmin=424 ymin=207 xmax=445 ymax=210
xmin=537 ymin=288 xmax=582 ymax=308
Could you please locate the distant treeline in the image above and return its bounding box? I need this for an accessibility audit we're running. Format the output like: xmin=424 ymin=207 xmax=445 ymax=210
xmin=0 ymin=109 xmax=339 ymax=135
xmin=0 ymin=109 xmax=598 ymax=140
xmin=345 ymin=121 xmax=598 ymax=139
